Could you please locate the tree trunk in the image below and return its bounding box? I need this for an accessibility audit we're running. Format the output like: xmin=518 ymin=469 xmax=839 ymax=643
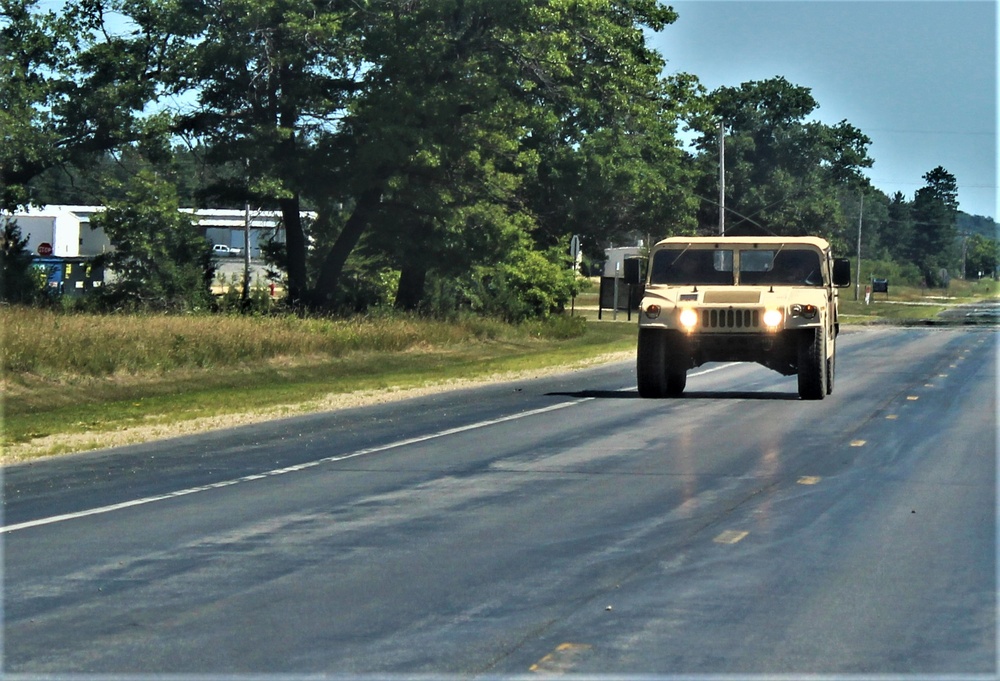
xmin=280 ymin=195 xmax=308 ymax=306
xmin=309 ymin=186 xmax=383 ymax=309
xmin=394 ymin=264 xmax=427 ymax=311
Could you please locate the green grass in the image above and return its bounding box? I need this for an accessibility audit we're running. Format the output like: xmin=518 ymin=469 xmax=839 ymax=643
xmin=4 ymin=278 xmax=996 ymax=461
xmin=1 ymin=308 xmax=637 ymax=460
xmin=838 ymin=278 xmax=1000 ymax=324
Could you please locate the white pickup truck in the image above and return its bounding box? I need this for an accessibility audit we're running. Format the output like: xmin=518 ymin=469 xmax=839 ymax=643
xmin=212 ymin=244 xmax=243 ymax=257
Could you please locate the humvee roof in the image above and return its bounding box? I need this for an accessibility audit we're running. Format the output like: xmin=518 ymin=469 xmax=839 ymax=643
xmin=652 ymin=236 xmax=831 ymax=250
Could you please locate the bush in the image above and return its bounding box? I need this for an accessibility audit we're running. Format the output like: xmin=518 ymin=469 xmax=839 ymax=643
xmin=0 ymin=218 xmax=45 ymax=304
xmin=859 ymin=258 xmax=923 ymax=288
xmin=91 ymin=171 xmax=215 ymax=311
xmin=463 ymin=239 xmax=583 ymax=323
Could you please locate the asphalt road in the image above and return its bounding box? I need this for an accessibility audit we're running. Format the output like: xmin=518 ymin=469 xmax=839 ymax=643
xmin=3 ymin=326 xmax=996 ymax=677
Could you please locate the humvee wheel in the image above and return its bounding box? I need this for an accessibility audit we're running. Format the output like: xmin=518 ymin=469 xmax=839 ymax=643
xmin=667 ymin=367 xmax=687 ymax=397
xmin=797 ymin=328 xmax=827 ymax=400
xmin=826 ymin=336 xmax=836 ymax=395
xmin=664 ymin=353 xmax=687 ymax=397
xmin=637 ymin=329 xmax=668 ymax=398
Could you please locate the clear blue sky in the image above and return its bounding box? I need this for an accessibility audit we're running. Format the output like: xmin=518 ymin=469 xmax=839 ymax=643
xmin=648 ymin=1 xmax=997 ymax=220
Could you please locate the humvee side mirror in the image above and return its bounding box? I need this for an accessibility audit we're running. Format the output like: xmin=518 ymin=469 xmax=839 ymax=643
xmin=833 ymin=258 xmax=851 ymax=288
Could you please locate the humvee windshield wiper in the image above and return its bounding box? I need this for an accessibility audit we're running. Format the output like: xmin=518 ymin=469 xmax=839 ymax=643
xmin=668 ymin=244 xmax=692 ymax=268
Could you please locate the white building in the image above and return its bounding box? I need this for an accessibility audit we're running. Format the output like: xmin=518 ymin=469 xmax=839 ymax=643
xmin=183 ymin=207 xmax=296 ymax=257
xmin=9 ymin=205 xmax=110 ymax=258
xmin=6 ymin=205 xmax=303 ymax=259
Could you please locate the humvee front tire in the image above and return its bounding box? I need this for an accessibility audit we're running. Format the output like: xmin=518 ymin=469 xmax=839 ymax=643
xmin=637 ymin=329 xmax=668 ymax=398
xmin=826 ymin=336 xmax=836 ymax=395
xmin=637 ymin=330 xmax=687 ymax=398
xmin=797 ymin=328 xmax=827 ymax=400
xmin=664 ymin=333 xmax=687 ymax=396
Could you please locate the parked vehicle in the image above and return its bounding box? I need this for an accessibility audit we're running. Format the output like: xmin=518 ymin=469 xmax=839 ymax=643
xmin=212 ymin=244 xmax=243 ymax=257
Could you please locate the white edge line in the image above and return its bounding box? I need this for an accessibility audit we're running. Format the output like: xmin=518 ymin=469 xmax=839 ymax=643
xmin=2 ymin=363 xmax=740 ymax=535
xmin=0 ymin=399 xmax=589 ymax=534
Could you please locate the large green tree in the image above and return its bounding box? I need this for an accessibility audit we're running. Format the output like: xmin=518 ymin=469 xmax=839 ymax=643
xmin=882 ymin=191 xmax=916 ymax=262
xmin=910 ymin=166 xmax=959 ymax=286
xmin=357 ymin=0 xmax=693 ymax=310
xmin=1 ymin=0 xmax=175 ymax=210
xmin=91 ymin=170 xmax=214 ymax=310
xmin=0 ymin=0 xmax=78 ymax=210
xmin=159 ymin=0 xmax=364 ymax=306
xmin=965 ymin=233 xmax=999 ymax=280
xmin=689 ymin=77 xmax=873 ymax=243
xmin=159 ymin=0 xmax=688 ymax=311
xmin=10 ymin=0 xmax=694 ymax=315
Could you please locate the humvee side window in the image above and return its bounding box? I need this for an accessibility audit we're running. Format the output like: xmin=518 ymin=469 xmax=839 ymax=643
xmin=650 ymin=249 xmax=734 ymax=285
xmin=739 ymin=249 xmax=822 ymax=286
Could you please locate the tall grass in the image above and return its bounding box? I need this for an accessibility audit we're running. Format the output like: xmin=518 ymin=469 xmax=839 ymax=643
xmin=1 ymin=307 xmax=584 ymax=379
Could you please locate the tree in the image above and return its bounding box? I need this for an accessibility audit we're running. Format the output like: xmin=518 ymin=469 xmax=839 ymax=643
xmin=524 ymin=73 xmax=700 ymax=255
xmin=14 ymin=0 xmax=692 ymax=316
xmin=965 ymin=234 xmax=998 ymax=280
xmin=162 ymin=0 xmax=372 ymax=307
xmin=161 ymin=0 xmax=688 ymax=314
xmin=1 ymin=0 xmax=66 ymax=209
xmin=689 ymin=77 xmax=873 ymax=243
xmin=882 ymin=191 xmax=916 ymax=262
xmin=0 ymin=217 xmax=44 ymax=303
xmin=353 ymin=1 xmax=692 ymax=310
xmin=91 ymin=171 xmax=214 ymax=310
xmin=910 ymin=166 xmax=959 ymax=286
xmin=1 ymin=0 xmax=177 ymax=210
xmin=514 ymin=9 xmax=697 ymax=252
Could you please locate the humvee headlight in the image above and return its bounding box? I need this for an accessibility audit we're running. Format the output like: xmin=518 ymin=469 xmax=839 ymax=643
xmin=679 ymin=308 xmax=699 ymax=330
xmin=644 ymin=304 xmax=661 ymax=320
xmin=791 ymin=304 xmax=818 ymax=319
xmin=763 ymin=309 xmax=783 ymax=328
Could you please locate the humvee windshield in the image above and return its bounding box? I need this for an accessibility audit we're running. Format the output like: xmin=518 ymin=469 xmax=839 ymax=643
xmin=740 ymin=249 xmax=822 ymax=286
xmin=650 ymin=247 xmax=822 ymax=287
xmin=649 ymin=249 xmax=734 ymax=285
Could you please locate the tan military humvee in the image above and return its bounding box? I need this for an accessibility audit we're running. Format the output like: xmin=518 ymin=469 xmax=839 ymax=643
xmin=637 ymin=235 xmax=852 ymax=400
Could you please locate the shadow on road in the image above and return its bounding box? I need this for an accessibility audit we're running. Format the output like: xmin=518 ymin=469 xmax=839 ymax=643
xmin=547 ymin=390 xmax=800 ymax=401
xmin=681 ymin=390 xmax=799 ymax=401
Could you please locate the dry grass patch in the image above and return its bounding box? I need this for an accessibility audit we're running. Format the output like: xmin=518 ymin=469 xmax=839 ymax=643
xmin=1 ymin=308 xmax=636 ymax=462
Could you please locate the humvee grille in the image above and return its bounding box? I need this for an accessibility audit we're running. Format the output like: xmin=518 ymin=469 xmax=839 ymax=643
xmin=701 ymin=308 xmax=760 ymax=329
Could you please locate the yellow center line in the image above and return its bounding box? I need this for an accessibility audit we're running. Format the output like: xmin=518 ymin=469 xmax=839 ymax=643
xmin=530 ymin=643 xmax=592 ymax=674
xmin=714 ymin=530 xmax=749 ymax=544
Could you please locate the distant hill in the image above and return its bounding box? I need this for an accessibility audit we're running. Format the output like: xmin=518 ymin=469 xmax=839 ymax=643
xmin=958 ymin=212 xmax=999 ymax=240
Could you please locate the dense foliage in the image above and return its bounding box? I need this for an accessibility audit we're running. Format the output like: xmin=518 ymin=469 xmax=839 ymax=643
xmin=1 ymin=0 xmax=995 ymax=313
xmin=90 ymin=171 xmax=215 ymax=310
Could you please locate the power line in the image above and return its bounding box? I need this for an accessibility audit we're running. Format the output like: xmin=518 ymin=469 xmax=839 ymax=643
xmin=865 ymin=128 xmax=994 ymax=136
xmin=867 ymin=178 xmax=998 ymax=189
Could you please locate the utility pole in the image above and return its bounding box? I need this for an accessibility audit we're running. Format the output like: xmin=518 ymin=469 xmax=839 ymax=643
xmin=242 ymin=202 xmax=252 ymax=303
xmin=854 ymin=193 xmax=863 ymax=301
xmin=718 ymin=120 xmax=726 ymax=235
xmin=960 ymin=233 xmax=969 ymax=280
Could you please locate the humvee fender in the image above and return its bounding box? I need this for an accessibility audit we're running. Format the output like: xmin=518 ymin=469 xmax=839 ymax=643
xmin=636 ymin=236 xmax=851 ymax=400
